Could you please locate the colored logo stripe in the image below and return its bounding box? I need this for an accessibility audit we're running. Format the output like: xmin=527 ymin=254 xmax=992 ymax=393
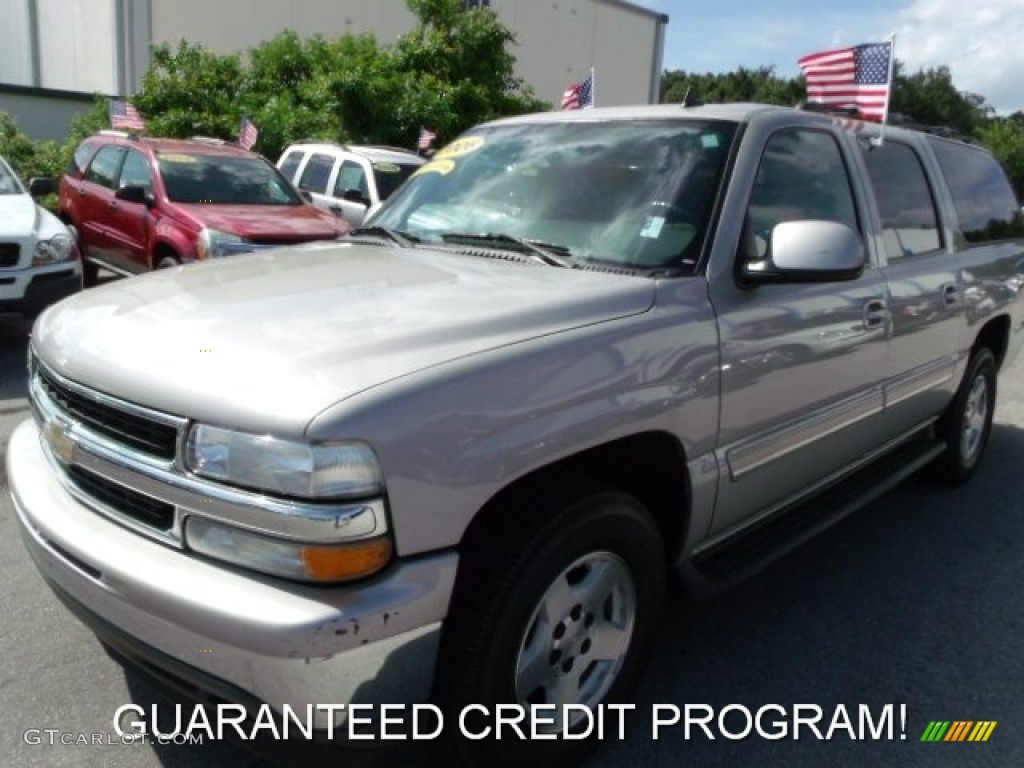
xmin=920 ymin=721 xmax=996 ymax=742
xmin=921 ymin=721 xmax=950 ymax=742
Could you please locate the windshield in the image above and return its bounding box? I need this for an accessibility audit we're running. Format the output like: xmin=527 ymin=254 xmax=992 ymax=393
xmin=158 ymin=152 xmax=302 ymax=205
xmin=372 ymin=119 xmax=737 ymax=269
xmin=0 ymin=159 xmax=24 ymax=195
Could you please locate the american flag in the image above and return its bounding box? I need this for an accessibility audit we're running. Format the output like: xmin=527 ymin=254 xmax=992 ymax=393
xmin=109 ymin=99 xmax=145 ymax=131
xmin=798 ymin=42 xmax=892 ymax=122
xmin=418 ymin=127 xmax=436 ymax=151
xmin=238 ymin=116 xmax=258 ymax=150
xmin=560 ymin=75 xmax=594 ymax=111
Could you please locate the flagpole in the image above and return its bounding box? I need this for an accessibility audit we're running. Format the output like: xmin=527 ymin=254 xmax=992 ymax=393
xmin=590 ymin=66 xmax=596 ymax=108
xmin=876 ymin=33 xmax=895 ymax=147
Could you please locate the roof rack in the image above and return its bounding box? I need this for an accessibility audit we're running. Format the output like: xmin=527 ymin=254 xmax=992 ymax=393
xmin=796 ymin=101 xmax=861 ymax=118
xmin=98 ymin=129 xmax=138 ymax=139
xmin=188 ymin=136 xmax=230 ymax=145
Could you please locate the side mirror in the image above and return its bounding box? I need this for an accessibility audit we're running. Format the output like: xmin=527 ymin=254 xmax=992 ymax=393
xmin=115 ymin=185 xmax=154 ymax=207
xmin=341 ymin=188 xmax=370 ymax=207
xmin=299 ymin=189 xmax=314 ymax=204
xmin=28 ymin=177 xmax=55 ymax=197
xmin=742 ymin=220 xmax=865 ymax=284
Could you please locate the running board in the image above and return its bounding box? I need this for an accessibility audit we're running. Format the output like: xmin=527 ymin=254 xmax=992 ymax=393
xmin=681 ymin=437 xmax=945 ymax=596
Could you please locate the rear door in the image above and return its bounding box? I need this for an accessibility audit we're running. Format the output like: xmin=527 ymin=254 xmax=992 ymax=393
xmin=860 ymin=137 xmax=964 ymax=433
xmin=708 ymin=123 xmax=892 ymax=536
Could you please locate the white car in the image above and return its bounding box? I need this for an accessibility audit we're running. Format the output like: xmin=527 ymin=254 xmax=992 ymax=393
xmin=277 ymin=142 xmax=424 ymax=227
xmin=0 ymin=156 xmax=81 ymax=316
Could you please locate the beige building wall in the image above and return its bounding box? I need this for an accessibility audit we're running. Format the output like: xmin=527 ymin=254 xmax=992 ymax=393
xmin=149 ymin=0 xmax=664 ymax=108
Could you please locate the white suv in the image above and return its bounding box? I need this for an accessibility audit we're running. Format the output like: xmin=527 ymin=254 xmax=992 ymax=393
xmin=277 ymin=142 xmax=424 ymax=227
xmin=0 ymin=156 xmax=80 ymax=317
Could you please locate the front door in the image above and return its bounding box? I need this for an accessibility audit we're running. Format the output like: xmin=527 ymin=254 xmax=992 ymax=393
xmin=708 ymin=126 xmax=891 ymax=536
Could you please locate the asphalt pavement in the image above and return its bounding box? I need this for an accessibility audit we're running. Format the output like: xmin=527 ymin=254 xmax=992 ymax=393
xmin=2 ymin=312 xmax=1023 ymax=768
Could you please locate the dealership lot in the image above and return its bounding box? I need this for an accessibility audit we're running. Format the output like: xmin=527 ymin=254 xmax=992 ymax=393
xmin=2 ymin=314 xmax=1024 ymax=768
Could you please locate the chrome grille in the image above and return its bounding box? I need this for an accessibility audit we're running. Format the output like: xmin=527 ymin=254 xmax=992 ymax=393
xmin=36 ymin=367 xmax=179 ymax=460
xmin=0 ymin=242 xmax=19 ymax=267
xmin=66 ymin=464 xmax=175 ymax=531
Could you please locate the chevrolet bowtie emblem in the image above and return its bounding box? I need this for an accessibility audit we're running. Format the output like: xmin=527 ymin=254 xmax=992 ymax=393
xmin=42 ymin=420 xmax=76 ymax=465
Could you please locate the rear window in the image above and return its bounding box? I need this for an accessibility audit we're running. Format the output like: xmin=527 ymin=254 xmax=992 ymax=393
xmin=928 ymin=137 xmax=1024 ymax=243
xmin=863 ymin=141 xmax=942 ymax=260
xmin=373 ymin=161 xmax=420 ymax=201
xmin=298 ymin=153 xmax=335 ymax=194
xmin=278 ymin=150 xmax=303 ymax=183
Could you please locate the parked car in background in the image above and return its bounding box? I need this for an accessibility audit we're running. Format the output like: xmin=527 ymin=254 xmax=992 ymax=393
xmin=60 ymin=133 xmax=349 ymax=285
xmin=0 ymin=156 xmax=80 ymax=316
xmin=277 ymin=142 xmax=424 ymax=227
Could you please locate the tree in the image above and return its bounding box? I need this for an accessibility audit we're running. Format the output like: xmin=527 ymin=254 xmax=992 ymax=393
xmin=889 ymin=64 xmax=990 ymax=136
xmin=118 ymin=0 xmax=547 ymax=161
xmin=977 ymin=119 xmax=1024 ymax=199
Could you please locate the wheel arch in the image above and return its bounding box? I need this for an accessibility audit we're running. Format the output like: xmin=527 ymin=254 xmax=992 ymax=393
xmin=457 ymin=431 xmax=691 ymax=568
xmin=972 ymin=314 xmax=1010 ymax=370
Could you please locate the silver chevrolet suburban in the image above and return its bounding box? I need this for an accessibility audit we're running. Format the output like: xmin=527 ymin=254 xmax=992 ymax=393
xmin=9 ymin=103 xmax=1024 ymax=767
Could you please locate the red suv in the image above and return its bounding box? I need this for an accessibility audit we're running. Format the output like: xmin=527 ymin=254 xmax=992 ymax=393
xmin=60 ymin=133 xmax=349 ymax=285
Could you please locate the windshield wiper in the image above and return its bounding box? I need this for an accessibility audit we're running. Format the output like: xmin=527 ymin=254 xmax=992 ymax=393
xmin=440 ymin=232 xmax=574 ymax=268
xmin=347 ymin=226 xmax=419 ymax=248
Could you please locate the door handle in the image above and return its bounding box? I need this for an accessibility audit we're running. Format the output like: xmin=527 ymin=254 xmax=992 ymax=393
xmin=107 ymin=201 xmax=119 ymax=209
xmin=941 ymin=283 xmax=960 ymax=307
xmin=862 ymin=298 xmax=889 ymax=329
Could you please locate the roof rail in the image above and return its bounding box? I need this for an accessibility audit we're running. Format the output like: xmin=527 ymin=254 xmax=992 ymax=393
xmin=360 ymin=144 xmax=420 ymax=156
xmin=188 ymin=136 xmax=230 ymax=145
xmin=795 ymin=101 xmax=861 ymax=118
xmin=98 ymin=129 xmax=136 ymax=138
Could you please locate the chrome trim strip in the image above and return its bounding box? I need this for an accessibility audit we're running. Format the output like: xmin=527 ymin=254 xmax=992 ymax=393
xmin=883 ymin=357 xmax=956 ymax=408
xmin=697 ymin=418 xmax=938 ymax=556
xmin=726 ymin=388 xmax=884 ymax=481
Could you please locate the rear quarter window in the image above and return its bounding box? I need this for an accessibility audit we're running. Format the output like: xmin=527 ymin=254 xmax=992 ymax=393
xmin=928 ymin=137 xmax=1024 ymax=243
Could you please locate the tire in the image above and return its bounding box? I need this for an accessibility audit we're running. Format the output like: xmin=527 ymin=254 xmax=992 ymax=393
xmin=81 ymin=256 xmax=99 ymax=288
xmin=154 ymin=253 xmax=180 ymax=270
xmin=934 ymin=347 xmax=996 ymax=484
xmin=434 ymin=482 xmax=666 ymax=767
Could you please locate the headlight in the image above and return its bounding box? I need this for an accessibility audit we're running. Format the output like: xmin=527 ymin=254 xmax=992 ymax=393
xmin=186 ymin=424 xmax=383 ymax=499
xmin=186 ymin=517 xmax=392 ymax=582
xmin=197 ymin=228 xmax=252 ymax=259
xmin=32 ymin=233 xmax=75 ymax=265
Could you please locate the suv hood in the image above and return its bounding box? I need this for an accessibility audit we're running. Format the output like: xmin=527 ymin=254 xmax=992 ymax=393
xmin=174 ymin=203 xmax=343 ymax=240
xmin=0 ymin=194 xmax=42 ymax=237
xmin=33 ymin=241 xmax=655 ymax=435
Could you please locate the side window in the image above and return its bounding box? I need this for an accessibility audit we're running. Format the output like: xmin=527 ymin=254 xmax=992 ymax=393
xmin=863 ymin=142 xmax=942 ymax=260
xmin=69 ymin=141 xmax=96 ymax=175
xmin=278 ymin=150 xmax=303 ymax=183
xmin=929 ymin=137 xmax=1024 ymax=243
xmin=298 ymin=153 xmax=335 ymax=194
xmin=118 ymin=150 xmax=152 ymax=192
xmin=83 ymin=146 xmax=126 ymax=190
xmin=744 ymin=129 xmax=859 ymax=260
xmin=333 ymin=160 xmax=369 ymax=199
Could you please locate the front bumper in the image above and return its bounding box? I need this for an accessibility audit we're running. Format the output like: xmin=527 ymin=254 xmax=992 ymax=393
xmin=0 ymin=263 xmax=81 ymax=316
xmin=7 ymin=419 xmax=457 ymax=729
